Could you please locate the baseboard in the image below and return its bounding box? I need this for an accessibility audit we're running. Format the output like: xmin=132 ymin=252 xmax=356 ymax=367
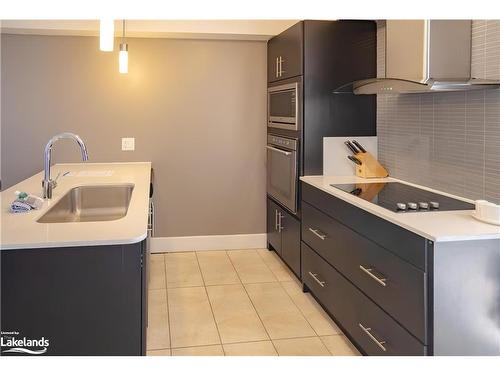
xmin=150 ymin=233 xmax=267 ymax=253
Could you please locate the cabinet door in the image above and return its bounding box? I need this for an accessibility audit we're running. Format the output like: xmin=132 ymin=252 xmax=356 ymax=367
xmin=281 ymin=210 xmax=301 ymax=277
xmin=268 ymin=22 xmax=303 ymax=83
xmin=278 ymin=22 xmax=303 ymax=81
xmin=267 ymin=37 xmax=282 ymax=82
xmin=267 ymin=198 xmax=282 ymax=254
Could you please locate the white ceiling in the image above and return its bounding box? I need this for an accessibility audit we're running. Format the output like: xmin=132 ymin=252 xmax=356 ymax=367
xmin=0 ymin=20 xmax=300 ymax=41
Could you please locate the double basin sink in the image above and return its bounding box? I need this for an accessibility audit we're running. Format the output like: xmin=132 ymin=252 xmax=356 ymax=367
xmin=37 ymin=184 xmax=134 ymax=223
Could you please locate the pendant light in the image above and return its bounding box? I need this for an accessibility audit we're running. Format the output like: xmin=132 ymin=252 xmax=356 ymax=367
xmin=119 ymin=20 xmax=128 ymax=74
xmin=99 ymin=19 xmax=114 ymax=51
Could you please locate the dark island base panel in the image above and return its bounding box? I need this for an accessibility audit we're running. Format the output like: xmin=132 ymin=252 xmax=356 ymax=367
xmin=1 ymin=241 xmax=147 ymax=356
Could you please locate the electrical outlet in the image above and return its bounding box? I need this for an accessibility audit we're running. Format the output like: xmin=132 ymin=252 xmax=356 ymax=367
xmin=121 ymin=138 xmax=135 ymax=151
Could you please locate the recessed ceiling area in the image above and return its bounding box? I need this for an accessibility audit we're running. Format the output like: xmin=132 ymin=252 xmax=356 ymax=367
xmin=0 ymin=20 xmax=301 ymax=41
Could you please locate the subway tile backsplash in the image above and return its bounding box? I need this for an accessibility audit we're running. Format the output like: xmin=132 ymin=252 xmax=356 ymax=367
xmin=377 ymin=20 xmax=500 ymax=204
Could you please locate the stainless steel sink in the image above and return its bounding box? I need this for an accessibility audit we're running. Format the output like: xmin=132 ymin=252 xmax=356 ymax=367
xmin=37 ymin=184 xmax=134 ymax=223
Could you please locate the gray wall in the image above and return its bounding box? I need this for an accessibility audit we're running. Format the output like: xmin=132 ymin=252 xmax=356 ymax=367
xmin=1 ymin=34 xmax=267 ymax=237
xmin=377 ymin=20 xmax=500 ymax=204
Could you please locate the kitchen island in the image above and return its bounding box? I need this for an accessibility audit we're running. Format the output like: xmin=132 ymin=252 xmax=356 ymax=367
xmin=1 ymin=162 xmax=152 ymax=356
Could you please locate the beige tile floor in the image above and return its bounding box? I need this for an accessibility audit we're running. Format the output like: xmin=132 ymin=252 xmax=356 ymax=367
xmin=146 ymin=249 xmax=360 ymax=356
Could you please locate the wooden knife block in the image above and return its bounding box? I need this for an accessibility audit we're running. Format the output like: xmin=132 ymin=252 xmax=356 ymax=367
xmin=354 ymin=152 xmax=389 ymax=178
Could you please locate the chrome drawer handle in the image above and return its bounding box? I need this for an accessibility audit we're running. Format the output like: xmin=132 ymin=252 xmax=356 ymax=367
xmin=308 ymin=227 xmax=327 ymax=240
xmin=308 ymin=271 xmax=326 ymax=287
xmin=359 ymin=265 xmax=387 ymax=287
xmin=359 ymin=323 xmax=387 ymax=352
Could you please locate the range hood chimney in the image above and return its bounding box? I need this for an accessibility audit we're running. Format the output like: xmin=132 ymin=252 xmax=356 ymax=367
xmin=336 ymin=20 xmax=500 ymax=95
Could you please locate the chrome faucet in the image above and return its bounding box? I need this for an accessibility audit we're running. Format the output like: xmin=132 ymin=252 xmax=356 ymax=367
xmin=42 ymin=132 xmax=89 ymax=199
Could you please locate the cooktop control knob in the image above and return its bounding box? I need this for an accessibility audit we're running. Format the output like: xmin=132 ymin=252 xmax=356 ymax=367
xmin=418 ymin=202 xmax=429 ymax=210
xmin=396 ymin=202 xmax=407 ymax=211
xmin=430 ymin=201 xmax=440 ymax=209
xmin=408 ymin=202 xmax=418 ymax=210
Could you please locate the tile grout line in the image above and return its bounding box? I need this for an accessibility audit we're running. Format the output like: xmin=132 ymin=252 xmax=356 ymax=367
xmin=270 ymin=335 xmax=334 ymax=355
xmin=158 ymin=251 xmax=348 ymax=355
xmin=273 ymin=282 xmax=327 ymax=351
xmin=255 ymin=249 xmax=282 ymax=280
xmin=163 ymin=253 xmax=173 ymax=352
xmin=255 ymin=250 xmax=335 ymax=354
xmin=165 ymin=282 xmax=242 ymax=289
xmin=145 ymin=254 xmax=170 ymax=353
xmin=147 ymin=348 xmax=171 ymax=356
xmin=171 ymin=344 xmax=222 ymax=354
xmin=171 ymin=338 xmax=275 ymax=350
xmin=252 ymin=249 xmax=280 ymax=282
xmin=256 ymin=250 xmax=325 ymax=342
xmin=194 ymin=251 xmax=226 ymax=356
xmin=231 ymin=250 xmax=333 ymax=354
xmin=225 ymin=250 xmax=280 ymax=356
xmin=168 ymin=333 xmax=340 ymax=350
xmin=279 ymin=280 xmax=327 ymax=338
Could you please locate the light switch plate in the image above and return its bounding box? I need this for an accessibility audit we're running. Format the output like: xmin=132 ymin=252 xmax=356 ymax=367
xmin=121 ymin=138 xmax=135 ymax=151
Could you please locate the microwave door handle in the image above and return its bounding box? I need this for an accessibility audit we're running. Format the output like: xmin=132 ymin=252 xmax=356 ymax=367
xmin=266 ymin=145 xmax=291 ymax=156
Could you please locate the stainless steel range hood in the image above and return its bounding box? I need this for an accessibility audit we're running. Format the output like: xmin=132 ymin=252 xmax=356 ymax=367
xmin=335 ymin=20 xmax=500 ymax=95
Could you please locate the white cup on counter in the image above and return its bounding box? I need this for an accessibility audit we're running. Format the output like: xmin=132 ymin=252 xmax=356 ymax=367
xmin=474 ymin=200 xmax=500 ymax=225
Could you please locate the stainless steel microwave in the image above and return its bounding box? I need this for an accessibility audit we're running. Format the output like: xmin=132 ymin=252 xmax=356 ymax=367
xmin=267 ymin=81 xmax=301 ymax=131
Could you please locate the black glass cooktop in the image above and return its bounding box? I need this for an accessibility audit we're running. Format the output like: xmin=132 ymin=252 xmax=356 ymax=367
xmin=330 ymin=182 xmax=475 ymax=213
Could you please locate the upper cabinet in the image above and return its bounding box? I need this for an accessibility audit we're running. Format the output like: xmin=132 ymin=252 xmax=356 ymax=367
xmin=267 ymin=22 xmax=303 ymax=83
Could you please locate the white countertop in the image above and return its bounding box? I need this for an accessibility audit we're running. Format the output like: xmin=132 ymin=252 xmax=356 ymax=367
xmin=1 ymin=162 xmax=152 ymax=250
xmin=300 ymin=175 xmax=500 ymax=242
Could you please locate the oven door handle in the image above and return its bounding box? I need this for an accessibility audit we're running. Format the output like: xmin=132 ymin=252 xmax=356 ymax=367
xmin=266 ymin=145 xmax=292 ymax=156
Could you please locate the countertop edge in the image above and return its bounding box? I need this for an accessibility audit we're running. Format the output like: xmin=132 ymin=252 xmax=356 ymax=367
xmin=300 ymin=175 xmax=500 ymax=243
xmin=0 ymin=232 xmax=148 ymax=251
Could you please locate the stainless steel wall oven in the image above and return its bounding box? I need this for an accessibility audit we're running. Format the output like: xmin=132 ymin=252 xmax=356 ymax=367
xmin=266 ymin=135 xmax=299 ymax=213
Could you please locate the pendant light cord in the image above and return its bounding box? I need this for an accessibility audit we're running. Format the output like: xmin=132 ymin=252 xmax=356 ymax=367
xmin=122 ymin=20 xmax=126 ymax=43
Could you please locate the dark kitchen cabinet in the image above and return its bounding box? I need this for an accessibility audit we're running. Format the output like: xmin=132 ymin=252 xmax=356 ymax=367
xmin=1 ymin=241 xmax=147 ymax=356
xmin=302 ymin=20 xmax=377 ymax=175
xmin=302 ymin=243 xmax=426 ymax=356
xmin=267 ymin=198 xmax=282 ymax=255
xmin=267 ymin=20 xmax=376 ymax=175
xmin=266 ymin=197 xmax=300 ymax=277
xmin=300 ymin=181 xmax=432 ymax=356
xmin=301 ymin=201 xmax=427 ymax=343
xmin=268 ymin=22 xmax=303 ymax=83
xmin=266 ymin=20 xmax=377 ymax=284
xmin=280 ymin=209 xmax=301 ymax=277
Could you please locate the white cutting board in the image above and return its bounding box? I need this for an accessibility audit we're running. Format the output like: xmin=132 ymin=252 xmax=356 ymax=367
xmin=323 ymin=136 xmax=378 ymax=176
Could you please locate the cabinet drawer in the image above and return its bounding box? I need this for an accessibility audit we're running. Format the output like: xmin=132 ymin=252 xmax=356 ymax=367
xmin=302 ymin=243 xmax=426 ymax=356
xmin=302 ymin=201 xmax=427 ymax=343
xmin=302 ymin=182 xmax=428 ymax=270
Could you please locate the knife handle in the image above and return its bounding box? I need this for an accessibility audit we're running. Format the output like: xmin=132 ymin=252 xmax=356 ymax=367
xmin=352 ymin=140 xmax=367 ymax=153
xmin=347 ymin=155 xmax=362 ymax=165
xmin=344 ymin=141 xmax=359 ymax=155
